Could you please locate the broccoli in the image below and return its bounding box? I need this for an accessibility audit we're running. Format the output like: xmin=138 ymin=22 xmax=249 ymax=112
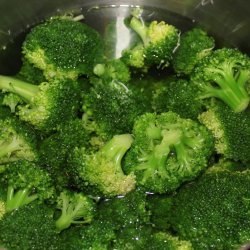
xmin=82 ymin=79 xmax=152 ymax=140
xmin=173 ymin=28 xmax=215 ymax=75
xmin=199 ymin=101 xmax=250 ymax=163
xmin=122 ymin=9 xmax=179 ymax=70
xmin=0 ymin=116 xmax=38 ymax=164
xmin=55 ymin=191 xmax=95 ymax=232
xmin=0 ymin=202 xmax=59 ymax=250
xmin=0 ymin=160 xmax=54 ymax=212
xmin=69 ymin=134 xmax=136 ymax=197
xmin=2 ymin=93 xmax=24 ymax=113
xmin=22 ymin=17 xmax=103 ymax=80
xmin=17 ymin=59 xmax=46 ymax=84
xmin=0 ymin=75 xmax=81 ymax=132
xmin=152 ymin=79 xmax=204 ymax=120
xmin=124 ymin=112 xmax=214 ymax=193
xmin=169 ymin=163 xmax=250 ymax=250
xmin=191 ymin=48 xmax=250 ymax=112
xmin=93 ymin=58 xmax=131 ymax=83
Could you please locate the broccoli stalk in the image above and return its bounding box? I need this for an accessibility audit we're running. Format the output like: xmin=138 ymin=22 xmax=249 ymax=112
xmin=55 ymin=192 xmax=95 ymax=232
xmin=5 ymin=186 xmax=38 ymax=212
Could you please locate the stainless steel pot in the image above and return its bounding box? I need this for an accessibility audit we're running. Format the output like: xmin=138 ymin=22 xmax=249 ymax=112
xmin=0 ymin=0 xmax=249 ymax=74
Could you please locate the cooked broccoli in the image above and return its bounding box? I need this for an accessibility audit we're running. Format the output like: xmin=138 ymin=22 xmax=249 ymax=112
xmin=122 ymin=9 xmax=179 ymax=70
xmin=0 ymin=202 xmax=59 ymax=250
xmin=69 ymin=134 xmax=136 ymax=197
xmin=169 ymin=163 xmax=250 ymax=250
xmin=2 ymin=93 xmax=24 ymax=113
xmin=192 ymin=48 xmax=250 ymax=112
xmin=22 ymin=17 xmax=103 ymax=80
xmin=17 ymin=59 xmax=46 ymax=84
xmin=0 ymin=75 xmax=81 ymax=132
xmin=152 ymin=79 xmax=204 ymax=120
xmin=93 ymin=59 xmax=131 ymax=83
xmin=0 ymin=116 xmax=38 ymax=164
xmin=82 ymin=79 xmax=152 ymax=140
xmin=124 ymin=112 xmax=214 ymax=193
xmin=0 ymin=160 xmax=54 ymax=212
xmin=173 ymin=28 xmax=215 ymax=75
xmin=199 ymin=101 xmax=250 ymax=162
xmin=55 ymin=191 xmax=95 ymax=232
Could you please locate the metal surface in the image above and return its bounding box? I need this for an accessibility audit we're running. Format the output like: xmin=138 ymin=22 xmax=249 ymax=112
xmin=0 ymin=0 xmax=249 ymax=74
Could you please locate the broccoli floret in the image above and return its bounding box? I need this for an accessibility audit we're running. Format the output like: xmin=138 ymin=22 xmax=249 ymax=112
xmin=22 ymin=17 xmax=103 ymax=80
xmin=124 ymin=112 xmax=214 ymax=193
xmin=152 ymin=79 xmax=204 ymax=120
xmin=0 ymin=160 xmax=54 ymax=212
xmin=0 ymin=116 xmax=38 ymax=164
xmin=55 ymin=191 xmax=95 ymax=232
xmin=192 ymin=48 xmax=250 ymax=112
xmin=150 ymin=232 xmax=193 ymax=250
xmin=173 ymin=28 xmax=215 ymax=75
xmin=2 ymin=93 xmax=24 ymax=113
xmin=169 ymin=164 xmax=250 ymax=249
xmin=0 ymin=202 xmax=59 ymax=250
xmin=93 ymin=59 xmax=131 ymax=83
xmin=82 ymin=80 xmax=152 ymax=140
xmin=122 ymin=9 xmax=179 ymax=70
xmin=147 ymin=194 xmax=173 ymax=230
xmin=199 ymin=101 xmax=250 ymax=162
xmin=17 ymin=59 xmax=46 ymax=84
xmin=0 ymin=75 xmax=81 ymax=132
xmin=69 ymin=134 xmax=136 ymax=197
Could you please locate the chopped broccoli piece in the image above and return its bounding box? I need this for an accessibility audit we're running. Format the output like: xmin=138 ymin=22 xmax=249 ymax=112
xmin=192 ymin=48 xmax=250 ymax=112
xmin=2 ymin=93 xmax=24 ymax=113
xmin=199 ymin=101 xmax=250 ymax=162
xmin=173 ymin=28 xmax=215 ymax=75
xmin=0 ymin=75 xmax=81 ymax=132
xmin=0 ymin=202 xmax=59 ymax=250
xmin=124 ymin=112 xmax=214 ymax=193
xmin=170 ymin=164 xmax=250 ymax=249
xmin=0 ymin=116 xmax=38 ymax=164
xmin=69 ymin=134 xmax=136 ymax=197
xmin=23 ymin=17 xmax=103 ymax=80
xmin=152 ymin=79 xmax=204 ymax=120
xmin=55 ymin=191 xmax=95 ymax=232
xmin=122 ymin=10 xmax=179 ymax=70
xmin=0 ymin=160 xmax=55 ymax=212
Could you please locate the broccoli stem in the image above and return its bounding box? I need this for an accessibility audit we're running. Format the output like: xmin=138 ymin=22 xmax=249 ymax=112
xmin=6 ymin=186 xmax=38 ymax=212
xmin=130 ymin=17 xmax=149 ymax=46
xmin=0 ymin=75 xmax=39 ymax=103
xmin=101 ymin=134 xmax=133 ymax=171
xmin=0 ymin=136 xmax=22 ymax=158
xmin=202 ymin=66 xmax=249 ymax=112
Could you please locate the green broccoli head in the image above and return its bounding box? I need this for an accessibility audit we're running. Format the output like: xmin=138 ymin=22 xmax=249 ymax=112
xmin=173 ymin=28 xmax=215 ymax=75
xmin=124 ymin=112 xmax=214 ymax=193
xmin=82 ymin=80 xmax=152 ymax=140
xmin=192 ymin=48 xmax=250 ymax=112
xmin=0 ymin=202 xmax=59 ymax=250
xmin=55 ymin=191 xmax=95 ymax=232
xmin=0 ymin=75 xmax=81 ymax=132
xmin=22 ymin=17 xmax=103 ymax=80
xmin=0 ymin=116 xmax=38 ymax=164
xmin=170 ymin=164 xmax=250 ymax=250
xmin=122 ymin=11 xmax=179 ymax=70
xmin=199 ymin=101 xmax=250 ymax=162
xmin=69 ymin=134 xmax=136 ymax=197
xmin=1 ymin=160 xmax=55 ymax=212
xmin=152 ymin=79 xmax=204 ymax=120
xmin=93 ymin=59 xmax=131 ymax=83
